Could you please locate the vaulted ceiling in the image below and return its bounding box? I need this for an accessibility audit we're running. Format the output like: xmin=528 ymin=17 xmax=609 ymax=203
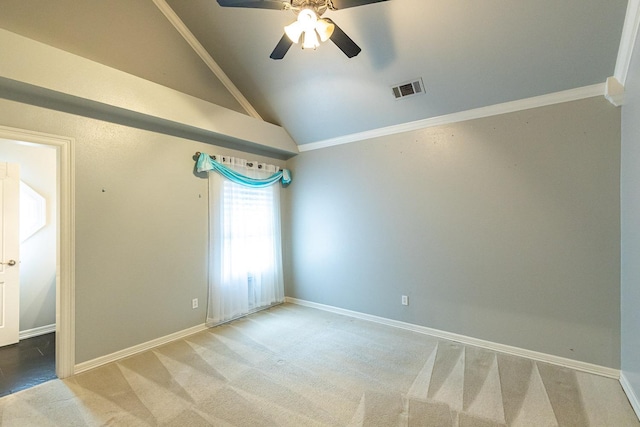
xmin=0 ymin=0 xmax=630 ymax=147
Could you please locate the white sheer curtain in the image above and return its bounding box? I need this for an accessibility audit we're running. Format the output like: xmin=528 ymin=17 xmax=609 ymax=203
xmin=207 ymin=156 xmax=285 ymax=326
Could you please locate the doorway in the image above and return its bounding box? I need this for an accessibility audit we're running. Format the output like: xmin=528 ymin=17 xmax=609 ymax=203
xmin=0 ymin=145 xmax=56 ymax=395
xmin=0 ymin=125 xmax=74 ymax=383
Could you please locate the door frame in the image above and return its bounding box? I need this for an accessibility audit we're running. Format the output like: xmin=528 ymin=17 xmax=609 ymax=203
xmin=0 ymin=125 xmax=75 ymax=378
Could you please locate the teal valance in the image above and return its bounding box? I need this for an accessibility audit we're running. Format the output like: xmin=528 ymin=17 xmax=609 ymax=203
xmin=196 ymin=153 xmax=291 ymax=188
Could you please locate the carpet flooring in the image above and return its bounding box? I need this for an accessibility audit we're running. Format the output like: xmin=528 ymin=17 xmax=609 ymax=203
xmin=0 ymin=303 xmax=637 ymax=426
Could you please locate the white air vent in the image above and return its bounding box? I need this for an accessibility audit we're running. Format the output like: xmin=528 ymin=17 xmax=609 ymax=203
xmin=391 ymin=78 xmax=425 ymax=100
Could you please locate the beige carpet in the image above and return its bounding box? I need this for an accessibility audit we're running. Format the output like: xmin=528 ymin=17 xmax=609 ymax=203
xmin=0 ymin=303 xmax=638 ymax=426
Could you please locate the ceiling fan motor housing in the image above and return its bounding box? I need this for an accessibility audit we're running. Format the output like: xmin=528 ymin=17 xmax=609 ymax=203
xmin=288 ymin=0 xmax=330 ymax=16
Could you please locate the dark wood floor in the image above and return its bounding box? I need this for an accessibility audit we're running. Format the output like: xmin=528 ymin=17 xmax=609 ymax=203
xmin=0 ymin=333 xmax=56 ymax=397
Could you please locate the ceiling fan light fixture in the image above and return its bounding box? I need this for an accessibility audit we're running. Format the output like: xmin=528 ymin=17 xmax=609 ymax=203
xmin=285 ymin=7 xmax=327 ymax=48
xmin=219 ymin=0 xmax=387 ymax=59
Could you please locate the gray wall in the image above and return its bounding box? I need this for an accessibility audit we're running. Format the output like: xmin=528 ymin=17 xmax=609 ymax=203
xmin=621 ymin=26 xmax=640 ymax=407
xmin=285 ymin=97 xmax=621 ymax=368
xmin=0 ymin=86 xmax=625 ymax=372
xmin=0 ymin=98 xmax=286 ymax=364
xmin=0 ymin=140 xmax=57 ymax=332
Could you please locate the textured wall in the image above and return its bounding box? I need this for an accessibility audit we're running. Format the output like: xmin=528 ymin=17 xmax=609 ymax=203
xmin=0 ymin=98 xmax=285 ymax=363
xmin=621 ymin=24 xmax=640 ymax=411
xmin=285 ymin=97 xmax=621 ymax=368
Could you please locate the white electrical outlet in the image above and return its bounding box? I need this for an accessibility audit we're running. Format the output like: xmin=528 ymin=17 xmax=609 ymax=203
xmin=192 ymin=298 xmax=198 ymax=309
xmin=401 ymin=295 xmax=409 ymax=306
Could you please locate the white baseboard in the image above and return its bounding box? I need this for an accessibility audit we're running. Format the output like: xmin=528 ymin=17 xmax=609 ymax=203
xmin=285 ymin=297 xmax=620 ymax=379
xmin=19 ymin=324 xmax=56 ymax=340
xmin=74 ymin=323 xmax=208 ymax=375
xmin=621 ymin=372 xmax=640 ymax=421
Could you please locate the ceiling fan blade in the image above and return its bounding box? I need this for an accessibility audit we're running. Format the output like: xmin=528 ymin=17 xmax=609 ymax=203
xmin=216 ymin=0 xmax=287 ymax=10
xmin=270 ymin=34 xmax=293 ymax=59
xmin=329 ymin=0 xmax=388 ymax=10
xmin=326 ymin=20 xmax=361 ymax=58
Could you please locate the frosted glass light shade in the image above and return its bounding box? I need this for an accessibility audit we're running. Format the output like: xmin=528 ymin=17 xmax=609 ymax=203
xmin=297 ymin=9 xmax=317 ymax=31
xmin=302 ymin=30 xmax=320 ymax=49
xmin=284 ymin=21 xmax=303 ymax=43
xmin=316 ymin=18 xmax=334 ymax=42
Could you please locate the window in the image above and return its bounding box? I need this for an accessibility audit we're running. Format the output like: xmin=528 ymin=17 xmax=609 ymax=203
xmin=204 ymin=157 xmax=285 ymax=326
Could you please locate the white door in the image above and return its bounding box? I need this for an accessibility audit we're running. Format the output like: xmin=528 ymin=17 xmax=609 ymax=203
xmin=0 ymin=162 xmax=20 ymax=347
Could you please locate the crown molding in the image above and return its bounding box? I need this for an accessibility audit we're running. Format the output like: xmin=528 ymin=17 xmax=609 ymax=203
xmin=605 ymin=76 xmax=625 ymax=106
xmin=299 ymin=83 xmax=605 ymax=152
xmin=614 ymin=0 xmax=640 ymax=86
xmin=152 ymin=0 xmax=263 ymax=120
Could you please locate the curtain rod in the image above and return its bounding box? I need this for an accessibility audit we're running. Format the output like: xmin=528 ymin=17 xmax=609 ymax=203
xmin=194 ymin=152 xmax=260 ymax=168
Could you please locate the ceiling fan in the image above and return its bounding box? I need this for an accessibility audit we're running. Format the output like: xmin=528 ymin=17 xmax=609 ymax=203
xmin=216 ymin=0 xmax=389 ymax=59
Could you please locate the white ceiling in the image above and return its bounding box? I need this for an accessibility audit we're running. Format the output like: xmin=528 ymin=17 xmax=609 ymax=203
xmin=0 ymin=0 xmax=630 ymax=147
